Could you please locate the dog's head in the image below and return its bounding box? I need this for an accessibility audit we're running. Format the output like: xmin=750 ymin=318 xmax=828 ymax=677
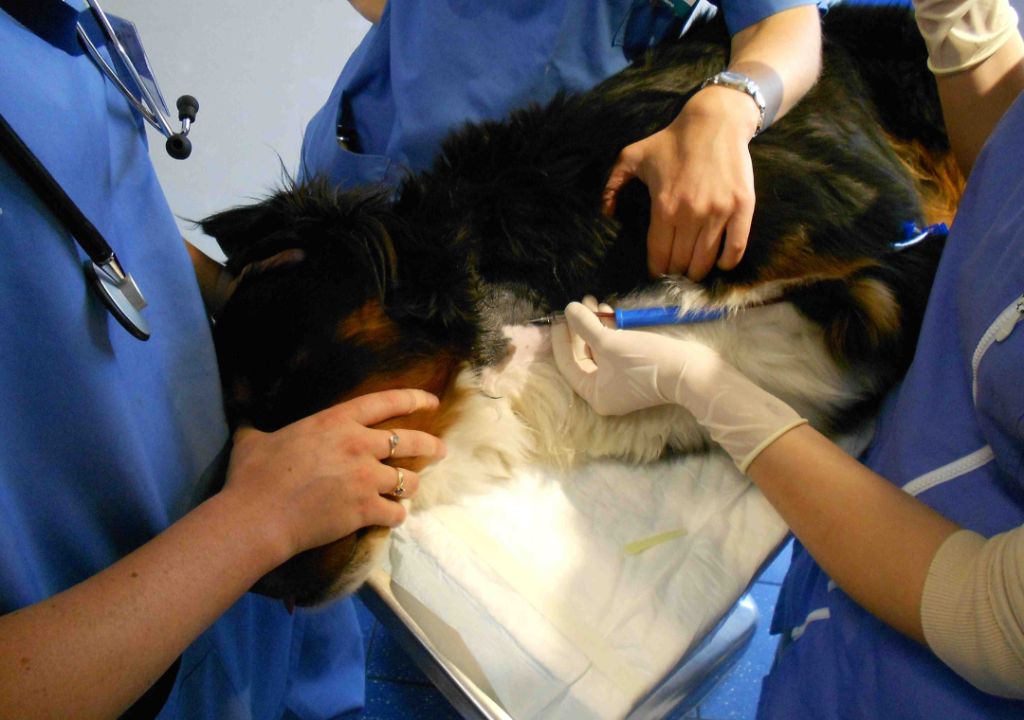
xmin=201 ymin=179 xmax=480 ymax=606
xmin=202 ymin=179 xmax=480 ymax=432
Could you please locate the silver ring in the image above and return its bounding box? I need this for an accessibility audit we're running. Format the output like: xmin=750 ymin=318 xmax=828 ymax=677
xmin=388 ymin=432 xmax=400 ymax=458
xmin=393 ymin=468 xmax=406 ymax=497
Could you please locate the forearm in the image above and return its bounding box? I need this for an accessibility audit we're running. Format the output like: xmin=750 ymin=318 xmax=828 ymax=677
xmin=555 ymin=301 xmax=1023 ymax=690
xmin=348 ymin=0 xmax=386 ymax=24
xmin=746 ymin=423 xmax=960 ymax=642
xmin=726 ymin=4 xmax=822 ymax=130
xmin=0 ymin=492 xmax=288 ymax=720
xmin=935 ymin=32 xmax=1024 ymax=173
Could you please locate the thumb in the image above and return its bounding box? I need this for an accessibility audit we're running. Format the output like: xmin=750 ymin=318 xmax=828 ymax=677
xmin=563 ymin=301 xmax=611 ymax=348
xmin=602 ymin=153 xmax=638 ymax=217
xmin=551 ymin=312 xmax=594 ymax=392
xmin=552 ymin=302 xmax=606 ymax=389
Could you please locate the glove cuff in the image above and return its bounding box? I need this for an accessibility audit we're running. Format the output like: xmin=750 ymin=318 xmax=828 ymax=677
xmin=735 ymin=418 xmax=808 ymax=473
xmin=915 ymin=0 xmax=1020 ymax=75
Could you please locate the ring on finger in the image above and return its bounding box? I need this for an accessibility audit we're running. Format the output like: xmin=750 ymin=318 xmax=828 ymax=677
xmin=393 ymin=467 xmax=406 ymax=497
xmin=388 ymin=432 xmax=400 ymax=459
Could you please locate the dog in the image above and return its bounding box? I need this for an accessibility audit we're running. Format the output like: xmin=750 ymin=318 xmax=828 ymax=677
xmin=200 ymin=4 xmax=962 ymax=606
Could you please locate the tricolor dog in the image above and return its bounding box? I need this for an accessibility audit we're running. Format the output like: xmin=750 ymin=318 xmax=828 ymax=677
xmin=201 ymin=5 xmax=961 ymax=606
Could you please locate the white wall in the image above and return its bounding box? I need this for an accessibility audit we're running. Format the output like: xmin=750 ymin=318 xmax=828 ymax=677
xmin=101 ymin=1 xmax=370 ymax=259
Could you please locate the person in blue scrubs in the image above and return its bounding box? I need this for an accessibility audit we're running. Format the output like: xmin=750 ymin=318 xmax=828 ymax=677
xmin=552 ymin=0 xmax=1024 ymax=715
xmin=0 ymin=3 xmax=445 ymax=718
xmin=302 ymin=0 xmax=824 ymax=282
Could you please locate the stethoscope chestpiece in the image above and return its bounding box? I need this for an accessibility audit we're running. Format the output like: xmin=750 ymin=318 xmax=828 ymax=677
xmin=84 ymin=259 xmax=151 ymax=341
xmin=0 ymin=112 xmax=152 ymax=342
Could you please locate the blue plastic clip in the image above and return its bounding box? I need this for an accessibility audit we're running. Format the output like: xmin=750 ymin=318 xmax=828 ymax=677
xmin=891 ymin=221 xmax=949 ymax=251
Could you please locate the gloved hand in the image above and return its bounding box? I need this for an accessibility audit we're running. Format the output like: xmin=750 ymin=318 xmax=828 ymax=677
xmin=551 ymin=301 xmax=807 ymax=471
xmin=913 ymin=0 xmax=1020 ymax=74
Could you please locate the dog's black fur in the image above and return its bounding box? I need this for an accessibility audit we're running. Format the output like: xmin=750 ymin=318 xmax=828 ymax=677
xmin=200 ymin=5 xmax=961 ymax=604
xmin=205 ymin=5 xmax=955 ymax=433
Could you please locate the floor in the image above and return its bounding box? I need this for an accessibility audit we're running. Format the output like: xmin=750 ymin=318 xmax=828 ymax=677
xmin=350 ymin=540 xmax=794 ymax=720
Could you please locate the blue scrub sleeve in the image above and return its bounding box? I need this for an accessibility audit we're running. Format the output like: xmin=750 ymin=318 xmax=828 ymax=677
xmin=722 ymin=0 xmax=821 ymax=35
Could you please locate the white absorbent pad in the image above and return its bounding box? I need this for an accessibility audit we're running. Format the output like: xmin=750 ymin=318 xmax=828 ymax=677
xmin=386 ymin=449 xmax=789 ymax=719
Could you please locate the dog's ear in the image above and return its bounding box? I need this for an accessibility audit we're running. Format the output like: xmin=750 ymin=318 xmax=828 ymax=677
xmin=199 ymin=200 xmax=289 ymax=274
xmin=199 ymin=179 xmax=400 ymax=281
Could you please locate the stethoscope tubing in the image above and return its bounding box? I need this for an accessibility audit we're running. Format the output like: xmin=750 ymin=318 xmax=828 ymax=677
xmin=0 ymin=111 xmax=151 ymax=340
xmin=78 ymin=0 xmax=174 ymax=137
xmin=76 ymin=25 xmax=171 ymax=138
xmin=0 ymin=3 xmax=198 ymax=341
xmin=0 ymin=113 xmax=115 ymax=267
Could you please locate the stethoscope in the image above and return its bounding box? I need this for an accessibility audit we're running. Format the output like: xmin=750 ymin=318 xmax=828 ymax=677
xmin=0 ymin=0 xmax=199 ymax=341
xmin=76 ymin=0 xmax=199 ymax=161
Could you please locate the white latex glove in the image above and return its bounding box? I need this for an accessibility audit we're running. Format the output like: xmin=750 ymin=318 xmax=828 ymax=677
xmin=551 ymin=301 xmax=807 ymax=471
xmin=914 ymin=0 xmax=1020 ymax=74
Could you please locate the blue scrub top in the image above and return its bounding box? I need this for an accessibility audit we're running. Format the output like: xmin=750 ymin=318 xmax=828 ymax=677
xmin=760 ymin=92 xmax=1024 ymax=719
xmin=300 ymin=0 xmax=818 ymax=189
xmin=0 ymin=3 xmax=364 ymax=718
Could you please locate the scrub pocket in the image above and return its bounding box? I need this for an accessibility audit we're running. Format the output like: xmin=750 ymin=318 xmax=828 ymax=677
xmin=298 ymin=105 xmax=397 ymax=190
xmin=324 ymin=91 xmax=399 ymax=189
xmin=320 ymin=144 xmax=395 ymax=190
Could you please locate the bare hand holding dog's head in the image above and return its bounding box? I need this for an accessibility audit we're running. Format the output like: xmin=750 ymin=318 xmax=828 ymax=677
xmin=221 ymin=388 xmax=446 ymax=565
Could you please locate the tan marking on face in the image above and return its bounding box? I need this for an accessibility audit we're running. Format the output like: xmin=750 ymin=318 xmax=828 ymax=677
xmin=336 ymin=300 xmax=401 ymax=349
xmin=335 ymin=355 xmax=471 ymax=472
xmin=323 ymin=526 xmax=391 ymax=599
xmin=281 ymin=361 xmax=473 ymax=605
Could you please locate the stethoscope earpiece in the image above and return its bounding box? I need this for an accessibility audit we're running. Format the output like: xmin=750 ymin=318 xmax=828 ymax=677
xmin=166 ymin=95 xmax=199 ymax=159
xmin=165 ymin=134 xmax=192 ymax=160
xmin=176 ymin=95 xmax=199 ymax=123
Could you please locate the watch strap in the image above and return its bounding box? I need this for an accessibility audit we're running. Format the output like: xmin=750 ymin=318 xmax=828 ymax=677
xmin=700 ymin=70 xmax=767 ymax=137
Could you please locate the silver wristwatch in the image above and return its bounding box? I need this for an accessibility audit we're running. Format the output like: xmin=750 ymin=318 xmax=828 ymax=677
xmin=699 ymin=70 xmax=767 ymax=137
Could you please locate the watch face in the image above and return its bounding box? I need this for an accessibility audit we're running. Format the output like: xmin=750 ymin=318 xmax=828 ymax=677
xmin=718 ymin=71 xmax=747 ymax=85
xmin=706 ymin=70 xmax=767 ymax=135
xmin=713 ymin=71 xmax=765 ymax=110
